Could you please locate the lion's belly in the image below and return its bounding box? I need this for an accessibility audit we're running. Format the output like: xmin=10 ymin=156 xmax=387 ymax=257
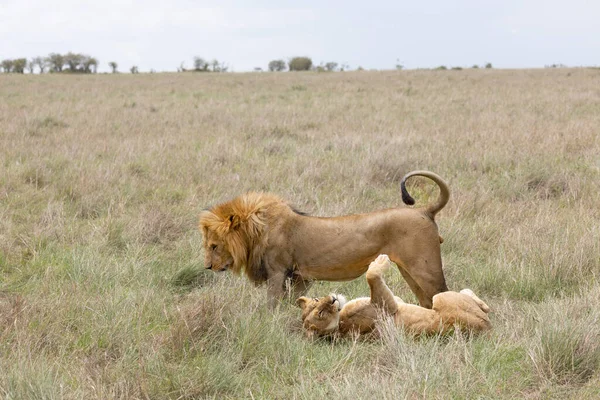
xmin=297 ymin=261 xmax=372 ymax=281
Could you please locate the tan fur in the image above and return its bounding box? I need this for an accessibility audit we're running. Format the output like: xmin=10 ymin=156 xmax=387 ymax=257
xmin=297 ymin=255 xmax=492 ymax=338
xmin=200 ymin=171 xmax=450 ymax=308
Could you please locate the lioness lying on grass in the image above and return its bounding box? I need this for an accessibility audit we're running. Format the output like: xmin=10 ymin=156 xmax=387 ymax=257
xmin=296 ymin=255 xmax=491 ymax=338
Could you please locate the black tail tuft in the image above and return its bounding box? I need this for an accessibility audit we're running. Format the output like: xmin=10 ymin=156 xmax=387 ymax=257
xmin=401 ymin=178 xmax=416 ymax=206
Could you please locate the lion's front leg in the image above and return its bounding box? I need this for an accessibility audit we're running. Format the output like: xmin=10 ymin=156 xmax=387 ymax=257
xmin=266 ymin=272 xmax=287 ymax=309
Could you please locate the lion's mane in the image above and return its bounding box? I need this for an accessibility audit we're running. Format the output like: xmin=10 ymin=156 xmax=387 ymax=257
xmin=199 ymin=192 xmax=290 ymax=284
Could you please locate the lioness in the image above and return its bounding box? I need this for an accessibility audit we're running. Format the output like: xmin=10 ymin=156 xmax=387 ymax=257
xmin=200 ymin=170 xmax=450 ymax=308
xmin=297 ymin=255 xmax=491 ymax=338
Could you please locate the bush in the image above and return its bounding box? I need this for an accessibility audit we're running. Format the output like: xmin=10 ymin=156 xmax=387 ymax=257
xmin=288 ymin=57 xmax=312 ymax=71
xmin=485 ymin=62 xmax=493 ymax=69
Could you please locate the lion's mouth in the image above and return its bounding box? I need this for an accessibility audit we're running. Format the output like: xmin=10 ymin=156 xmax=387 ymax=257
xmin=220 ymin=261 xmax=232 ymax=271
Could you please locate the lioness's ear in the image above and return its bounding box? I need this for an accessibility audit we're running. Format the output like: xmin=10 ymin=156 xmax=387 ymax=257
xmin=296 ymin=297 xmax=310 ymax=309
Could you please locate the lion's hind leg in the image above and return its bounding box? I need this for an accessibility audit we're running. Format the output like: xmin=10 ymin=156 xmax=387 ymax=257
xmin=366 ymin=255 xmax=398 ymax=316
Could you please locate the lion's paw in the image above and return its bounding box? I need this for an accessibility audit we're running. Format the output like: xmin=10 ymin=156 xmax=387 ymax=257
xmin=366 ymin=254 xmax=392 ymax=279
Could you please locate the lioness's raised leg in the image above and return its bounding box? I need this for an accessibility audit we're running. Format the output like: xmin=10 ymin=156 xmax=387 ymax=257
xmin=366 ymin=255 xmax=398 ymax=316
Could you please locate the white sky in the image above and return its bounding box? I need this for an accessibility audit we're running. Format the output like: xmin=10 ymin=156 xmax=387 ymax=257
xmin=1 ymin=0 xmax=599 ymax=72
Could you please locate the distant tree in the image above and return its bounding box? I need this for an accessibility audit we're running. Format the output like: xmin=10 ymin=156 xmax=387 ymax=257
xmin=193 ymin=57 xmax=208 ymax=71
xmin=12 ymin=58 xmax=27 ymax=73
xmin=32 ymin=56 xmax=47 ymax=73
xmin=82 ymin=56 xmax=98 ymax=73
xmin=356 ymin=66 xmax=364 ymax=71
xmin=268 ymin=59 xmax=286 ymax=72
xmin=210 ymin=59 xmax=220 ymax=72
xmin=254 ymin=67 xmax=263 ymax=72
xmin=472 ymin=64 xmax=479 ymax=69
xmin=395 ymin=59 xmax=404 ymax=70
xmin=288 ymin=57 xmax=312 ymax=71
xmin=32 ymin=57 xmax=45 ymax=73
xmin=108 ymin=61 xmax=118 ymax=73
xmin=485 ymin=62 xmax=493 ymax=69
xmin=435 ymin=65 xmax=448 ymax=70
xmin=130 ymin=65 xmax=139 ymax=74
xmin=545 ymin=63 xmax=567 ymax=68
xmin=1 ymin=59 xmax=14 ymax=73
xmin=340 ymin=63 xmax=349 ymax=72
xmin=47 ymin=53 xmax=65 ymax=72
xmin=210 ymin=59 xmax=227 ymax=72
xmin=26 ymin=59 xmax=35 ymax=73
xmin=64 ymin=52 xmax=83 ymax=72
xmin=325 ymin=62 xmax=338 ymax=71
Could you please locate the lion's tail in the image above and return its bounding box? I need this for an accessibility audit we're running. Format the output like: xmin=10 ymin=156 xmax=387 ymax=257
xmin=400 ymin=170 xmax=450 ymax=217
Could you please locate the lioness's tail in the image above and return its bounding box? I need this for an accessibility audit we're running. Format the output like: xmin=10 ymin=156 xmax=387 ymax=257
xmin=400 ymin=170 xmax=450 ymax=217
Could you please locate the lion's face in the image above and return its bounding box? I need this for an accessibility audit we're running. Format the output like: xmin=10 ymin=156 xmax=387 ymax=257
xmin=296 ymin=294 xmax=344 ymax=338
xmin=203 ymin=231 xmax=234 ymax=272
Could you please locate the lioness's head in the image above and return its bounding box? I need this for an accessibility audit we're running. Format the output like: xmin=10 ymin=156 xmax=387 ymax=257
xmin=296 ymin=294 xmax=346 ymax=338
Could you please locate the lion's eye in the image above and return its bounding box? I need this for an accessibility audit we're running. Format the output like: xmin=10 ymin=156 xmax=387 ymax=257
xmin=210 ymin=244 xmax=217 ymax=250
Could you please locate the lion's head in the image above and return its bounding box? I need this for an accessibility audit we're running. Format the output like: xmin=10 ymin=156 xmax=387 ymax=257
xmin=199 ymin=192 xmax=289 ymax=284
xmin=296 ymin=294 xmax=346 ymax=338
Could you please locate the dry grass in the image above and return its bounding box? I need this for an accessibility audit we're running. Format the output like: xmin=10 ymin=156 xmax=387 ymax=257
xmin=1 ymin=68 xmax=600 ymax=398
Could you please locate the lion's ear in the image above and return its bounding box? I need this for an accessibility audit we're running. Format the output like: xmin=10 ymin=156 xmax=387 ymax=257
xmin=227 ymin=214 xmax=241 ymax=230
xmin=296 ymin=297 xmax=310 ymax=309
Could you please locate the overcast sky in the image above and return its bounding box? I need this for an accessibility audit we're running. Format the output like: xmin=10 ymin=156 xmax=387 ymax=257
xmin=2 ymin=0 xmax=599 ymax=72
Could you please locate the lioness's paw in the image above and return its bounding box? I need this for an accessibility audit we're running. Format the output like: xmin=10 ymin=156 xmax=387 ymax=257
xmin=366 ymin=254 xmax=392 ymax=278
xmin=460 ymin=288 xmax=490 ymax=313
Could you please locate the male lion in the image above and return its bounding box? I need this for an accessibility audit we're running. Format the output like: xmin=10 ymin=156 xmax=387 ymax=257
xmin=199 ymin=170 xmax=450 ymax=308
xmin=297 ymin=254 xmax=491 ymax=338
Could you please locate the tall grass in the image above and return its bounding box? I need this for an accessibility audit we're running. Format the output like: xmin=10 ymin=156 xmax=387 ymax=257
xmin=1 ymin=68 xmax=599 ymax=398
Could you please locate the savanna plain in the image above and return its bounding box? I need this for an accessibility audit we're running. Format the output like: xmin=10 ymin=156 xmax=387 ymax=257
xmin=1 ymin=68 xmax=600 ymax=399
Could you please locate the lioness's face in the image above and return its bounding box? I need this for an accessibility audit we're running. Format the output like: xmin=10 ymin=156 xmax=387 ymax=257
xmin=296 ymin=295 xmax=342 ymax=337
xmin=203 ymin=231 xmax=233 ymax=272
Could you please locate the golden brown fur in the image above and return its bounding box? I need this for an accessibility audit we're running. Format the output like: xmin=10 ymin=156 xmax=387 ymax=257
xmin=297 ymin=255 xmax=492 ymax=338
xmin=199 ymin=171 xmax=450 ymax=308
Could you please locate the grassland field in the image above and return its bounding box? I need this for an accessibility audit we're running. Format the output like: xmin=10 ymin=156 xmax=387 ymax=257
xmin=1 ymin=68 xmax=600 ymax=399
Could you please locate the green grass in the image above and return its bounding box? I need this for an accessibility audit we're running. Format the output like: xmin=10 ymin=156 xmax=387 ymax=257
xmin=1 ymin=68 xmax=600 ymax=398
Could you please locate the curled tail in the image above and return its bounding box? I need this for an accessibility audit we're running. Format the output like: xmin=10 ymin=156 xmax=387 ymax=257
xmin=400 ymin=170 xmax=450 ymax=217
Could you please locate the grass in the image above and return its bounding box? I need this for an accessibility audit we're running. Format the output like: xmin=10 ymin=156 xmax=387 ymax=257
xmin=1 ymin=68 xmax=600 ymax=398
